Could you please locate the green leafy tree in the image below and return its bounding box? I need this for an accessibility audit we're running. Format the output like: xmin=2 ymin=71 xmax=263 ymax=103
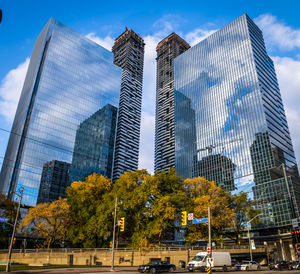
xmin=0 ymin=195 xmax=18 ymax=248
xmin=228 ymin=192 xmax=260 ymax=244
xmin=66 ymin=173 xmax=112 ymax=247
xmin=97 ymin=169 xmax=186 ymax=248
xmin=183 ymin=177 xmax=234 ymax=243
xmin=98 ymin=169 xmax=154 ymax=248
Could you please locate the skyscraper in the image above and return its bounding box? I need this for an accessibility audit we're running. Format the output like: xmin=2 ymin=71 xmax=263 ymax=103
xmin=0 ymin=18 xmax=121 ymax=206
xmin=174 ymin=14 xmax=300 ymax=231
xmin=37 ymin=160 xmax=70 ymax=204
xmin=70 ymin=104 xmax=118 ymax=182
xmin=155 ymin=33 xmax=190 ymax=172
xmin=112 ymin=29 xmax=145 ymax=180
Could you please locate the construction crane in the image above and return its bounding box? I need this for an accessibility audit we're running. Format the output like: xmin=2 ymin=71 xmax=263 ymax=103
xmin=197 ymin=137 xmax=243 ymax=154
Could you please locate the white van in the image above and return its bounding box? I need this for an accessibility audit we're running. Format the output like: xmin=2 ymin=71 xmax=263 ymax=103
xmin=188 ymin=251 xmax=231 ymax=272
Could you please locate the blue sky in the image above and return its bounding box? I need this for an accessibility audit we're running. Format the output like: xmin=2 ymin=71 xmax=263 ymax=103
xmin=1 ymin=0 xmax=300 ymax=173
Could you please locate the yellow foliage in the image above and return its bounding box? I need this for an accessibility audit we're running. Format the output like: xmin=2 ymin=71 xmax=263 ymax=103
xmin=184 ymin=177 xmax=234 ymax=242
xmin=21 ymin=198 xmax=70 ymax=248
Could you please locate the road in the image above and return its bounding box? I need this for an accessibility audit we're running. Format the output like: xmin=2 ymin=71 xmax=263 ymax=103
xmin=0 ymin=269 xmax=299 ymax=274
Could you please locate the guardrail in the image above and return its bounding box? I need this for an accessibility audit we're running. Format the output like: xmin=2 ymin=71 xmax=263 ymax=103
xmin=0 ymin=245 xmax=268 ymax=254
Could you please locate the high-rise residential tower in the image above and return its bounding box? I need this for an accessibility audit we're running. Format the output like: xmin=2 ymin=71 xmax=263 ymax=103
xmin=0 ymin=18 xmax=121 ymax=206
xmin=174 ymin=14 xmax=300 ymax=237
xmin=154 ymin=33 xmax=190 ymax=172
xmin=112 ymin=29 xmax=145 ymax=180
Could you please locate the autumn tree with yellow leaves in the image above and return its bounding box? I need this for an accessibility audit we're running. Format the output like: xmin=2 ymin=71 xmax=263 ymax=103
xmin=21 ymin=169 xmax=258 ymax=248
xmin=183 ymin=177 xmax=235 ymax=243
xmin=21 ymin=197 xmax=69 ymax=249
xmin=66 ymin=173 xmax=112 ymax=247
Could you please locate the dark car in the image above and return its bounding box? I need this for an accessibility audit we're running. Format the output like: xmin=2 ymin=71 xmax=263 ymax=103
xmin=270 ymin=260 xmax=290 ymax=270
xmin=291 ymin=261 xmax=300 ymax=270
xmin=138 ymin=261 xmax=176 ymax=273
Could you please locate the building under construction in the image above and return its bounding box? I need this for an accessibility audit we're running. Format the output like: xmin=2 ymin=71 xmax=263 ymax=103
xmin=154 ymin=33 xmax=190 ymax=172
xmin=112 ymin=29 xmax=145 ymax=181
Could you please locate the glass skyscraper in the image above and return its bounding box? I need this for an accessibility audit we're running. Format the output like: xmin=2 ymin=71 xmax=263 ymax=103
xmin=0 ymin=18 xmax=121 ymax=206
xmin=174 ymin=14 xmax=300 ymax=229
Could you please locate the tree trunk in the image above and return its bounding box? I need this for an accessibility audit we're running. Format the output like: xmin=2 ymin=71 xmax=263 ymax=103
xmin=47 ymin=240 xmax=51 ymax=265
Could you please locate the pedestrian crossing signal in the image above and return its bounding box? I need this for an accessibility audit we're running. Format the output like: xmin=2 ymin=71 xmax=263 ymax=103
xmin=181 ymin=211 xmax=187 ymax=226
xmin=120 ymin=217 xmax=125 ymax=232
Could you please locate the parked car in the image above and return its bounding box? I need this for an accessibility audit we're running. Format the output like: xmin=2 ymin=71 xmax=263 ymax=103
xmin=238 ymin=261 xmax=261 ymax=271
xmin=270 ymin=260 xmax=290 ymax=270
xmin=188 ymin=251 xmax=231 ymax=272
xmin=138 ymin=261 xmax=176 ymax=273
xmin=290 ymin=261 xmax=300 ymax=270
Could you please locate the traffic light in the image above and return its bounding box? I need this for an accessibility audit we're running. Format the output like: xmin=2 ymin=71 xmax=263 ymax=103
xmin=181 ymin=211 xmax=187 ymax=226
xmin=120 ymin=217 xmax=125 ymax=232
xmin=13 ymin=238 xmax=16 ymax=246
xmin=109 ymin=241 xmax=112 ymax=248
xmin=291 ymin=230 xmax=299 ymax=243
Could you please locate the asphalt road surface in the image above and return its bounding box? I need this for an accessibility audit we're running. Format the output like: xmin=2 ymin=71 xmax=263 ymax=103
xmin=1 ymin=269 xmax=299 ymax=274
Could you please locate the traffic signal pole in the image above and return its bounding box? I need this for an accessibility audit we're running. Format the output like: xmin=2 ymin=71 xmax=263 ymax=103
xmin=6 ymin=188 xmax=23 ymax=272
xmin=207 ymin=207 xmax=212 ymax=274
xmin=208 ymin=207 xmax=211 ymax=258
xmin=111 ymin=196 xmax=117 ymax=271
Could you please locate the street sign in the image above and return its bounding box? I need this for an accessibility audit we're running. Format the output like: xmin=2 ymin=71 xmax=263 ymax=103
xmin=207 ymin=247 xmax=211 ymax=254
xmin=188 ymin=213 xmax=194 ymax=221
xmin=207 ymin=258 xmax=214 ymax=267
xmin=0 ymin=217 xmax=8 ymax=223
xmin=193 ymin=218 xmax=208 ymax=224
xmin=292 ymin=218 xmax=299 ymax=228
xmin=296 ymin=243 xmax=300 ymax=253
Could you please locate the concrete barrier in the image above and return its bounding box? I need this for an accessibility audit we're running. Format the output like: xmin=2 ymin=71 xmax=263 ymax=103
xmin=0 ymin=246 xmax=269 ymax=266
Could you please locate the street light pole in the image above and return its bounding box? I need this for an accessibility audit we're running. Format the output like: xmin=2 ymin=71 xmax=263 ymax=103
xmin=111 ymin=196 xmax=117 ymax=271
xmin=6 ymin=187 xmax=23 ymax=272
xmin=247 ymin=213 xmax=263 ymax=262
xmin=208 ymin=207 xmax=211 ymax=259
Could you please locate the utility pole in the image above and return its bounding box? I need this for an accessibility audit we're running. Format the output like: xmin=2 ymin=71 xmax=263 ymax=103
xmin=247 ymin=213 xmax=263 ymax=262
xmin=282 ymin=163 xmax=298 ymax=242
xmin=111 ymin=196 xmax=117 ymax=271
xmin=6 ymin=187 xmax=23 ymax=272
xmin=207 ymin=207 xmax=212 ymax=274
xmin=208 ymin=207 xmax=211 ymax=258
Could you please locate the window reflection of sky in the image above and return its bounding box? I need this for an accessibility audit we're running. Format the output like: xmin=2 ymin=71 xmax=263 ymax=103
xmin=9 ymin=19 xmax=121 ymax=206
xmin=174 ymin=14 xmax=300 ymax=227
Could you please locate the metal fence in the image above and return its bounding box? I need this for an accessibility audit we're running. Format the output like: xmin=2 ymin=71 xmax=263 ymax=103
xmin=0 ymin=245 xmax=267 ymax=254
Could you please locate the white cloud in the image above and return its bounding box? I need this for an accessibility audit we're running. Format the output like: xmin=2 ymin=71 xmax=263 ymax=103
xmin=138 ymin=111 xmax=155 ymax=173
xmin=0 ymin=58 xmax=30 ymax=122
xmin=272 ymin=56 xmax=300 ymax=165
xmin=185 ymin=28 xmax=217 ymax=47
xmin=255 ymin=14 xmax=300 ymax=51
xmin=85 ymin=33 xmax=114 ymax=51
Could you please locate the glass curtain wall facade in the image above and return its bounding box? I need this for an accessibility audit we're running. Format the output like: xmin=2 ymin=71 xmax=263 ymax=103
xmin=174 ymin=14 xmax=300 ymax=228
xmin=0 ymin=18 xmax=121 ymax=206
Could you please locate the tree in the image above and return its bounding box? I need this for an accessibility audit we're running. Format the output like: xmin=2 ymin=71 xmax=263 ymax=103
xmin=66 ymin=173 xmax=112 ymax=247
xmin=97 ymin=169 xmax=186 ymax=248
xmin=147 ymin=168 xmax=186 ymax=246
xmin=21 ymin=197 xmax=69 ymax=249
xmin=98 ymin=169 xmax=154 ymax=248
xmin=228 ymin=192 xmax=260 ymax=244
xmin=0 ymin=195 xmax=18 ymax=248
xmin=183 ymin=177 xmax=234 ymax=243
